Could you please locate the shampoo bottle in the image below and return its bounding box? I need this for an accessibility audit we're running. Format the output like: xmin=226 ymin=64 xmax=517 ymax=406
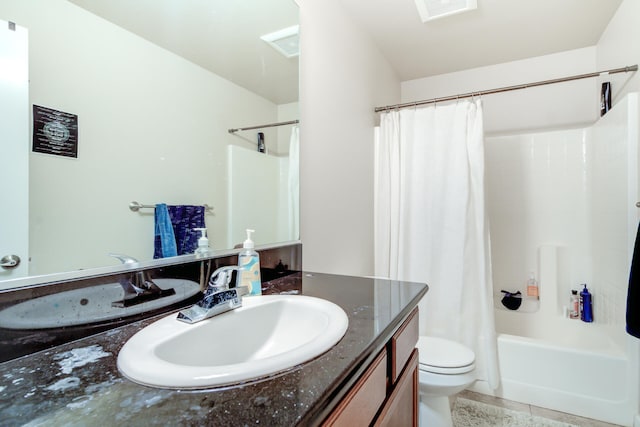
xmin=580 ymin=283 xmax=593 ymax=323
xmin=526 ymin=272 xmax=539 ymax=299
xmin=236 ymin=229 xmax=261 ymax=295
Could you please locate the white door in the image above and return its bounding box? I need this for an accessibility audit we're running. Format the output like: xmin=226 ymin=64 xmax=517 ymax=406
xmin=0 ymin=19 xmax=29 ymax=286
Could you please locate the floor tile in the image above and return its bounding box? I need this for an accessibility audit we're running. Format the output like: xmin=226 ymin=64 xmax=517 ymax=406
xmin=457 ymin=390 xmax=623 ymax=427
xmin=530 ymin=404 xmax=622 ymax=427
xmin=458 ymin=390 xmax=531 ymax=414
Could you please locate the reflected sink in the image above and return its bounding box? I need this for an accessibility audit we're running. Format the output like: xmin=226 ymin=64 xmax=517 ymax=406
xmin=117 ymin=294 xmax=349 ymax=389
xmin=0 ymin=279 xmax=200 ymax=330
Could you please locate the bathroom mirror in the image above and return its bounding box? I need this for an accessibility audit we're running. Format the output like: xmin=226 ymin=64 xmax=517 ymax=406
xmin=0 ymin=0 xmax=299 ymax=289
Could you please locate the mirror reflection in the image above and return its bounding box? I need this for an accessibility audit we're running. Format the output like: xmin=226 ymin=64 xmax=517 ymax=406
xmin=0 ymin=0 xmax=299 ymax=289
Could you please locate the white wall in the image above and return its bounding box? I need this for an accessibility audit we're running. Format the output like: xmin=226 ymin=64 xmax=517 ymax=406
xmin=0 ymin=0 xmax=282 ymax=275
xmin=402 ymin=47 xmax=599 ymax=135
xmin=298 ymin=0 xmax=400 ymax=275
xmin=596 ymin=0 xmax=640 ymax=107
xmin=400 ymin=0 xmax=639 ymax=135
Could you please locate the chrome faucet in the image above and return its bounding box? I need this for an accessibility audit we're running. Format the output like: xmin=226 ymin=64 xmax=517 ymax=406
xmin=109 ymin=253 xmax=173 ymax=307
xmin=177 ymin=266 xmax=247 ymax=324
xmin=208 ymin=265 xmax=238 ymax=292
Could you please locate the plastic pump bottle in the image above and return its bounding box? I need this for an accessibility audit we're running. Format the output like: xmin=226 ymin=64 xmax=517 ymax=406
xmin=569 ymin=290 xmax=580 ymax=319
xmin=236 ymin=229 xmax=261 ymax=295
xmin=526 ymin=272 xmax=539 ymax=299
xmin=580 ymin=284 xmax=594 ymax=323
xmin=194 ymin=228 xmax=211 ymax=256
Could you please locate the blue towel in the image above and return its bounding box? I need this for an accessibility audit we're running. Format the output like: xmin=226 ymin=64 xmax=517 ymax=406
xmin=154 ymin=203 xmax=177 ymax=259
xmin=153 ymin=204 xmax=205 ymax=259
xmin=626 ymin=222 xmax=640 ymax=338
xmin=168 ymin=205 xmax=205 ymax=255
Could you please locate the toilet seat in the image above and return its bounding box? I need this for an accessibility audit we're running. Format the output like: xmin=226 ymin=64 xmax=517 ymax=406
xmin=417 ymin=336 xmax=475 ymax=375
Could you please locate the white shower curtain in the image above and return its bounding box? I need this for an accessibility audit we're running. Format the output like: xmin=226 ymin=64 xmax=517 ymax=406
xmin=288 ymin=125 xmax=300 ymax=240
xmin=374 ymin=100 xmax=500 ymax=389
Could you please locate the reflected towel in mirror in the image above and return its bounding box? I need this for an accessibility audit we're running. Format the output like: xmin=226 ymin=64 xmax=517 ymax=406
xmin=153 ymin=204 xmax=205 ymax=258
xmin=154 ymin=203 xmax=177 ymax=258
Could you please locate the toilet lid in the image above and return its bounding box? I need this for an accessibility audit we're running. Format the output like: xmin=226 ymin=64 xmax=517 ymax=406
xmin=417 ymin=336 xmax=475 ymax=373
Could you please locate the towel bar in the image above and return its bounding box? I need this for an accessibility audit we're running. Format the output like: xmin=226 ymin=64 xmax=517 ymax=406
xmin=129 ymin=201 xmax=213 ymax=213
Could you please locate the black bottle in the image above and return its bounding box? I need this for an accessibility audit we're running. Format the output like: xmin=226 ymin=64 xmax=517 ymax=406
xmin=600 ymin=82 xmax=611 ymax=116
xmin=257 ymin=132 xmax=265 ymax=153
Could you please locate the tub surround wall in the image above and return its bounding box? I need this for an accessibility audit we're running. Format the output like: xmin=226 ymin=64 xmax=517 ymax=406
xmin=0 ymin=272 xmax=427 ymax=426
xmin=228 ymin=146 xmax=293 ymax=247
xmin=472 ymin=94 xmax=639 ymax=426
xmin=486 ymin=95 xmax=637 ymax=348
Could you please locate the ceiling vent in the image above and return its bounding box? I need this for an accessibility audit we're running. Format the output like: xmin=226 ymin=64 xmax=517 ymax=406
xmin=414 ymin=0 xmax=477 ymax=22
xmin=260 ymin=25 xmax=299 ymax=58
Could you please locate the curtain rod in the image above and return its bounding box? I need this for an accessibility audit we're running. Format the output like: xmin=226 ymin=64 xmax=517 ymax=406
xmin=228 ymin=119 xmax=299 ymax=134
xmin=374 ymin=64 xmax=638 ymax=113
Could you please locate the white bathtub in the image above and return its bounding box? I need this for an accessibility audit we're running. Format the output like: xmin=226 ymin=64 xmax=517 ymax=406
xmin=470 ymin=308 xmax=637 ymax=426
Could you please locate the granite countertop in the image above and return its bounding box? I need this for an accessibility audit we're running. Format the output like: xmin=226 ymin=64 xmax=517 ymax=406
xmin=0 ymin=272 xmax=427 ymax=426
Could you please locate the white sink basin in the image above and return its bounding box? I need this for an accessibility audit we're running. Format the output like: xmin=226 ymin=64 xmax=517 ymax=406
xmin=0 ymin=278 xmax=200 ymax=329
xmin=117 ymin=294 xmax=348 ymax=389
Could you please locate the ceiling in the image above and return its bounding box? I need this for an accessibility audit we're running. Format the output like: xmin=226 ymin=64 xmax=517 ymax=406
xmin=339 ymin=0 xmax=623 ymax=81
xmin=68 ymin=0 xmax=299 ymax=105
xmin=67 ymin=0 xmax=623 ymax=104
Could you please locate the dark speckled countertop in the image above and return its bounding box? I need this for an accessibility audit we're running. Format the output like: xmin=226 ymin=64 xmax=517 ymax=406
xmin=0 ymin=272 xmax=427 ymax=426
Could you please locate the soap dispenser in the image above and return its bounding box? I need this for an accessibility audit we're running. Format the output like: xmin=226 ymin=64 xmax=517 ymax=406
xmin=194 ymin=228 xmax=212 ymax=256
xmin=236 ymin=229 xmax=261 ymax=295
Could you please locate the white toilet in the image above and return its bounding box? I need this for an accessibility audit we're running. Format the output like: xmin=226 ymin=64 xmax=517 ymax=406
xmin=416 ymin=336 xmax=476 ymax=427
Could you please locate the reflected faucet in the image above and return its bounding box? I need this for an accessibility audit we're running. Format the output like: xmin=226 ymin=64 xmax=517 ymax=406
xmin=177 ymin=266 xmax=247 ymax=324
xmin=109 ymin=253 xmax=174 ymax=307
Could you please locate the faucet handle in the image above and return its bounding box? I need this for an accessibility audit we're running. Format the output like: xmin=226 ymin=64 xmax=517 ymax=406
xmin=208 ymin=266 xmax=239 ymax=292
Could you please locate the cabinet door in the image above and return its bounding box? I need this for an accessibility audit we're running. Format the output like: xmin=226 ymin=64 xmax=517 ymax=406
xmin=323 ymin=350 xmax=388 ymax=427
xmin=374 ymin=349 xmax=419 ymax=427
xmin=391 ymin=308 xmax=418 ymax=384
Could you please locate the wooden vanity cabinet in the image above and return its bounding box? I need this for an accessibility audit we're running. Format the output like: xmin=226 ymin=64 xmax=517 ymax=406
xmin=323 ymin=308 xmax=419 ymax=427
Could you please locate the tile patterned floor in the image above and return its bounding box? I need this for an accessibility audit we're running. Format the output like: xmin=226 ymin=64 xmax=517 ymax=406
xmin=455 ymin=390 xmax=623 ymax=427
